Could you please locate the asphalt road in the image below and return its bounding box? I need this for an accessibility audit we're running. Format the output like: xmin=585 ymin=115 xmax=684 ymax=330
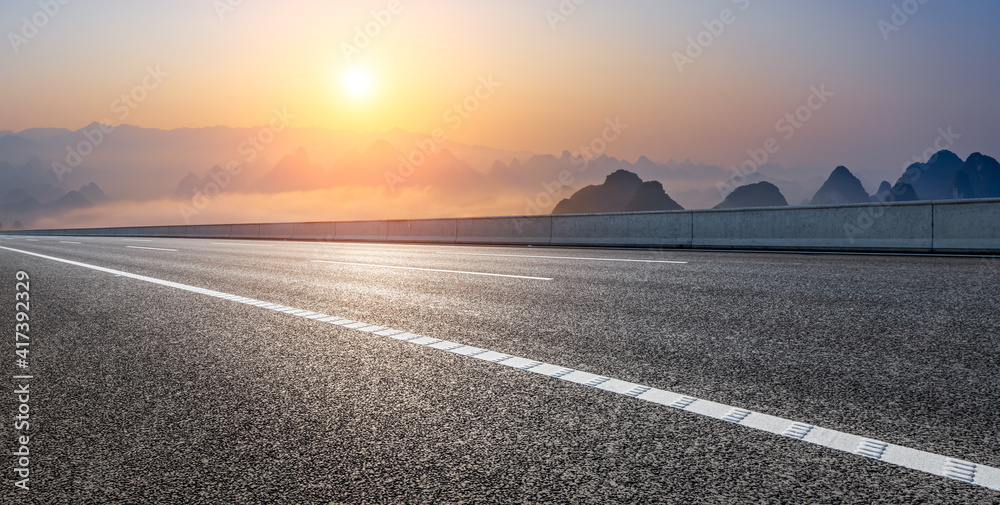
xmin=1 ymin=235 xmax=999 ymax=504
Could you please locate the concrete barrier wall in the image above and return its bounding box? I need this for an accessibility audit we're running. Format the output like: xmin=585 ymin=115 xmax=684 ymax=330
xmin=551 ymin=212 xmax=693 ymax=247
xmin=456 ymin=216 xmax=552 ymax=245
xmin=258 ymin=223 xmax=293 ymax=240
xmin=387 ymin=219 xmax=457 ymax=243
xmin=292 ymin=222 xmax=336 ymax=241
xmin=693 ymin=203 xmax=933 ymax=251
xmin=230 ymin=224 xmax=260 ymax=239
xmin=164 ymin=225 xmax=186 ymax=238
xmin=3 ymin=199 xmax=999 ymax=253
xmin=335 ymin=220 xmax=388 ymax=241
xmin=932 ymin=199 xmax=1000 ymax=252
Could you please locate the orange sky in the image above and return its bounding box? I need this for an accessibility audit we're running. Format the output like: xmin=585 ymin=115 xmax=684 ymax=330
xmin=2 ymin=0 xmax=999 ymax=171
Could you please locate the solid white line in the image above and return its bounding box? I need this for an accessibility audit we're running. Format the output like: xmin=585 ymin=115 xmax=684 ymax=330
xmin=436 ymin=251 xmax=688 ymax=264
xmin=126 ymin=246 xmax=177 ymax=252
xmin=311 ymin=260 xmax=553 ymax=281
xmin=1 ymin=244 xmax=998 ymax=492
xmin=210 ymin=242 xmax=274 ymax=247
xmin=59 ymin=241 xmax=81 ymax=244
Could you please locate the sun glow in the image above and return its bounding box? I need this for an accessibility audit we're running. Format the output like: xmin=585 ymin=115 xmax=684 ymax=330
xmin=341 ymin=67 xmax=374 ymax=101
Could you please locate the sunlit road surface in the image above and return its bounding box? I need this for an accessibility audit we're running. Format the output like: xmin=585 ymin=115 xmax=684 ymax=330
xmin=1 ymin=235 xmax=999 ymax=504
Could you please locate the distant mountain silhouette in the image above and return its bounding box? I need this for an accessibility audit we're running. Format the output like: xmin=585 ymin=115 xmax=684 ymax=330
xmin=871 ymin=180 xmax=918 ymax=203
xmin=253 ymin=147 xmax=325 ymax=193
xmin=888 ymin=182 xmax=919 ymax=202
xmin=0 ymin=188 xmax=34 ymax=206
xmin=78 ymin=182 xmax=109 ymax=204
xmin=0 ymin=134 xmax=43 ymax=165
xmin=948 ymin=152 xmax=1000 ymax=199
xmin=0 ymin=189 xmax=93 ymax=223
xmin=175 ymin=172 xmax=203 ymax=199
xmin=714 ymin=181 xmax=788 ymax=209
xmin=895 ymin=150 xmax=964 ymax=200
xmin=871 ymin=181 xmax=892 ymax=202
xmin=624 ymin=181 xmax=684 ymax=212
xmin=552 ymin=170 xmax=682 ymax=214
xmin=45 ymin=190 xmax=93 ymax=214
xmin=810 ymin=166 xmax=870 ymax=204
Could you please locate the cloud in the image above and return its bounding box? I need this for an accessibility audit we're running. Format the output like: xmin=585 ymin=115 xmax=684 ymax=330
xmin=30 ymin=185 xmax=532 ymax=229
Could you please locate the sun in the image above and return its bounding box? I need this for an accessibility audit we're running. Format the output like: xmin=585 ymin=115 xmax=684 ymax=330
xmin=341 ymin=67 xmax=374 ymax=100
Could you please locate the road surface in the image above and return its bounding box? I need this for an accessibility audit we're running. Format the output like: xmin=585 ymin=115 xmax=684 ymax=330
xmin=1 ymin=235 xmax=999 ymax=503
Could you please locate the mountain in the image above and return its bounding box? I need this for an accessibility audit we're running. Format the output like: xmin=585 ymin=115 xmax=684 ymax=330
xmin=78 ymin=182 xmax=109 ymax=204
xmin=552 ymin=170 xmax=682 ymax=214
xmin=45 ymin=190 xmax=93 ymax=214
xmin=252 ymin=147 xmax=327 ymax=193
xmin=623 ymin=181 xmax=684 ymax=212
xmin=810 ymin=166 xmax=871 ymax=205
xmin=887 ymin=182 xmax=919 ymax=202
xmin=552 ymin=170 xmax=642 ymax=214
xmin=0 ymin=188 xmax=34 ymax=205
xmin=871 ymin=181 xmax=893 ymax=202
xmin=873 ymin=180 xmax=919 ymax=203
xmin=175 ymin=172 xmax=204 ymax=199
xmin=948 ymin=152 xmax=1000 ymax=199
xmin=0 ymin=196 xmax=42 ymax=222
xmin=714 ymin=181 xmax=788 ymax=209
xmin=722 ymin=171 xmax=818 ymax=209
xmin=895 ymin=150 xmax=964 ymax=200
xmin=0 ymin=134 xmax=43 ymax=165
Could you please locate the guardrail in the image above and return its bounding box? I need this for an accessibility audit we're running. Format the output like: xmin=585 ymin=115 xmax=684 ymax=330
xmin=3 ymin=198 xmax=999 ymax=253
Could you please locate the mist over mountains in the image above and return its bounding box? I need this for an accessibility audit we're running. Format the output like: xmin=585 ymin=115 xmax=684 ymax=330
xmin=0 ymin=124 xmax=997 ymax=229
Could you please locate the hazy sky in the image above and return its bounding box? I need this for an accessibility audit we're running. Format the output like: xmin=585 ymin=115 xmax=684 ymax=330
xmin=2 ymin=0 xmax=998 ymax=172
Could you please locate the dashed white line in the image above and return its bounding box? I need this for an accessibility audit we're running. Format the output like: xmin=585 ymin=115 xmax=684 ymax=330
xmin=210 ymin=242 xmax=274 ymax=247
xmin=126 ymin=246 xmax=178 ymax=252
xmin=59 ymin=241 xmax=81 ymax=244
xmin=25 ymin=239 xmax=38 ymax=242
xmin=311 ymin=260 xmax=553 ymax=281
xmin=1 ymin=244 xmax=998 ymax=492
xmin=123 ymin=239 xmax=153 ymax=242
xmin=436 ymin=251 xmax=688 ymax=264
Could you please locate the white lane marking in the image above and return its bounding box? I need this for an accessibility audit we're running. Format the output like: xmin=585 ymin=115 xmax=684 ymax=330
xmin=436 ymin=251 xmax=688 ymax=264
xmin=210 ymin=242 xmax=274 ymax=247
xmin=311 ymin=260 xmax=553 ymax=281
xmin=25 ymin=239 xmax=38 ymax=242
xmin=59 ymin=241 xmax=81 ymax=244
xmin=123 ymin=239 xmax=153 ymax=242
xmin=126 ymin=246 xmax=178 ymax=252
xmin=1 ymin=245 xmax=998 ymax=492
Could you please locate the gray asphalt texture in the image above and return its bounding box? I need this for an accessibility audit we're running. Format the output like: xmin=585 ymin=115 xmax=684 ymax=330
xmin=1 ymin=236 xmax=999 ymax=504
